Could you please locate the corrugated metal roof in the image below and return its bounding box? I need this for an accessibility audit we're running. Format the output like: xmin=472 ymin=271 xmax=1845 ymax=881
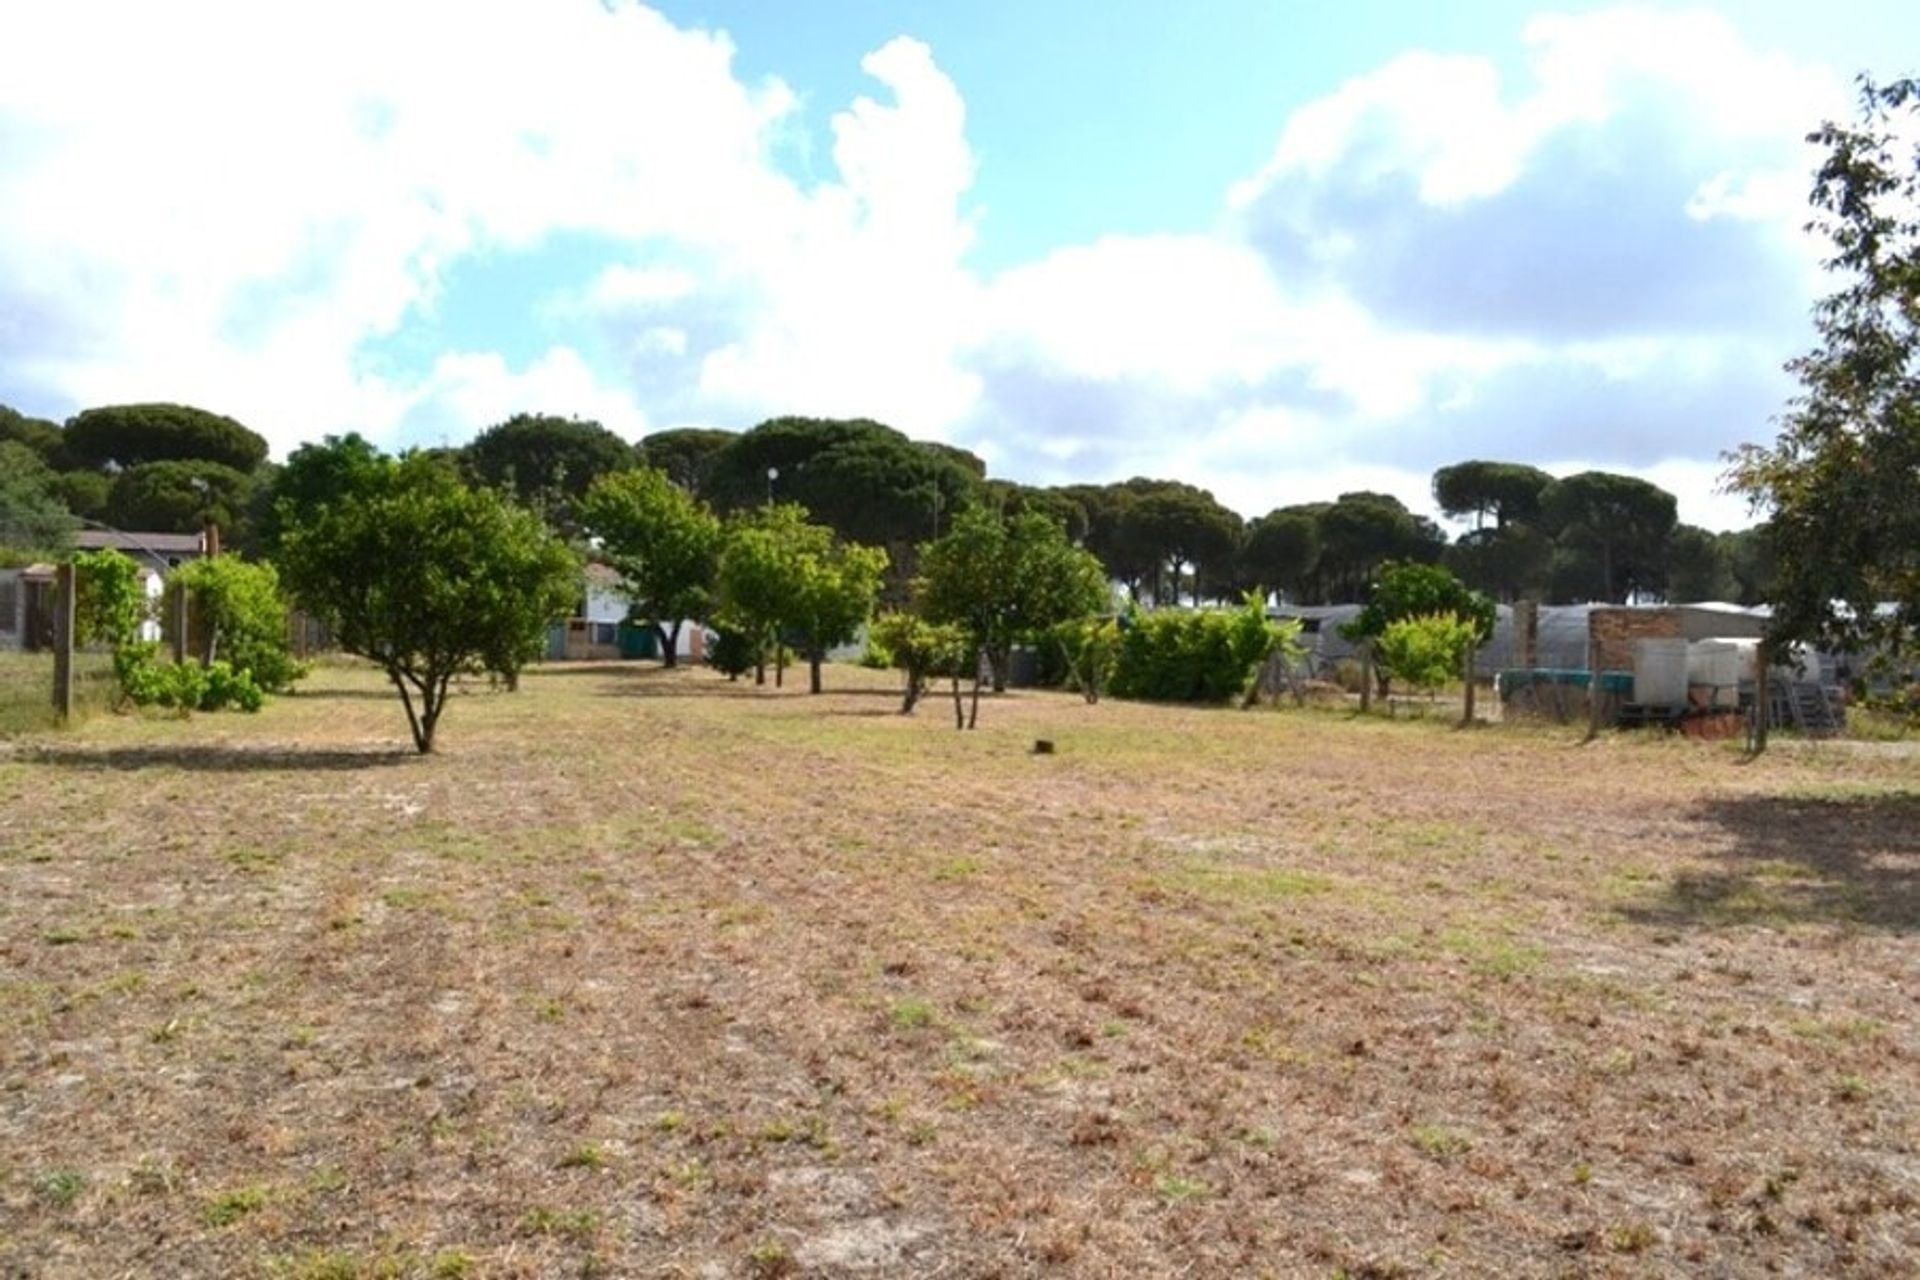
xmin=72 ymin=530 xmax=205 ymax=554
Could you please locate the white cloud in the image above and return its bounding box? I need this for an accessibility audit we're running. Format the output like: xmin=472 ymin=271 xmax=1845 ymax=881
xmin=0 ymin=2 xmax=1851 ymax=533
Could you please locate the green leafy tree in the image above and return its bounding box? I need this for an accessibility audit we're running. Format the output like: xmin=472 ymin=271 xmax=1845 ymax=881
xmin=1431 ymin=461 xmax=1553 ymax=530
xmin=104 ymin=459 xmax=253 ymax=536
xmin=580 ymin=466 xmax=722 ymax=667
xmin=64 ymin=403 xmax=268 ymax=472
xmin=1315 ymin=492 xmax=1444 ymax=602
xmin=1443 ymin=524 xmax=1553 ymax=603
xmin=1539 ymin=471 xmax=1677 ymax=603
xmin=1374 ymin=612 xmax=1481 ymax=710
xmin=168 ymin=556 xmax=304 ymax=692
xmin=0 ymin=440 xmax=77 ymax=552
xmin=1056 ymin=482 xmax=1157 ymax=598
xmin=1124 ymin=482 xmax=1242 ymax=606
xmin=713 ymin=503 xmax=886 ymax=693
xmin=1241 ymin=507 xmax=1322 ymax=602
xmin=277 ymin=455 xmax=581 ymax=752
xmin=258 ymin=433 xmax=391 ymax=555
xmin=1346 ymin=561 xmax=1496 ymax=646
xmin=639 ymin=427 xmax=735 ymax=498
xmin=50 ymin=471 xmax=109 ymax=522
xmin=1343 ymin=561 xmax=1494 ymax=706
xmin=1664 ymin=524 xmax=1734 ymax=602
xmin=791 ymin=540 xmax=889 ymax=695
xmin=1729 ymin=76 xmax=1920 ymax=682
xmin=869 ymin=611 xmax=972 ymax=720
xmin=464 ymin=413 xmax=636 ymax=532
xmin=918 ymin=507 xmax=1111 ymax=717
xmin=0 ymin=404 xmax=65 ymax=466
xmin=705 ymin=417 xmax=982 ymax=557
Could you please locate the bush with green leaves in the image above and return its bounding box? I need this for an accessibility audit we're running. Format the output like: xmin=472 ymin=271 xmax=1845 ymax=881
xmin=1374 ymin=612 xmax=1479 ymax=707
xmin=167 ymin=555 xmax=304 ymax=692
xmin=71 ymin=549 xmax=267 ymax=713
xmin=706 ymin=627 xmax=758 ymax=680
xmin=1108 ymin=595 xmax=1302 ymax=703
xmin=1051 ymin=616 xmax=1122 ymax=703
xmin=869 ymin=611 xmax=971 ymax=717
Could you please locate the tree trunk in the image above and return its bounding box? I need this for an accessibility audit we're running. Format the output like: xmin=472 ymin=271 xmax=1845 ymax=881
xmin=809 ymin=649 xmax=823 ymax=695
xmin=658 ymin=620 xmax=680 ymax=668
xmin=1360 ymin=643 xmax=1374 ymax=714
xmin=1751 ymin=647 xmax=1771 ymax=753
xmin=968 ymin=668 xmax=983 ymax=729
xmin=990 ymin=641 xmax=1010 ymax=694
xmin=950 ymin=673 xmax=965 ymax=728
xmin=1461 ymin=644 xmax=1477 ymax=726
xmin=901 ymin=665 xmax=923 ymax=714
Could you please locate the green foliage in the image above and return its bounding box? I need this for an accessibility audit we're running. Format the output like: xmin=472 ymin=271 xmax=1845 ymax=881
xmin=705 ymin=417 xmax=982 ymax=552
xmin=705 ymin=627 xmax=759 ymax=679
xmin=72 ymin=549 xmax=268 ymax=713
xmin=869 ymin=611 xmax=971 ymax=713
xmin=1539 ymin=471 xmax=1677 ymax=603
xmin=1241 ymin=507 xmax=1321 ymax=601
xmin=277 ymin=453 xmax=582 ymax=752
xmin=0 ymin=440 xmax=77 ymax=552
xmin=63 ymin=403 xmax=267 ymax=473
xmin=1315 ymin=491 xmax=1446 ymax=602
xmin=1052 ymin=615 xmax=1122 ymax=703
xmin=0 ymin=404 xmax=65 ymax=465
xmin=1056 ymin=478 xmax=1239 ymax=605
xmin=116 ymin=647 xmax=264 ymax=713
xmin=50 ymin=470 xmax=109 ymax=521
xmin=1374 ymin=612 xmax=1479 ymax=700
xmin=639 ymin=427 xmax=736 ymax=497
xmin=259 ymin=433 xmax=389 ymax=555
xmin=72 ymin=549 xmax=147 ymax=650
xmin=169 ymin=556 xmax=304 ymax=692
xmin=464 ymin=413 xmax=636 ymax=531
xmin=1432 ymin=461 xmax=1552 ymax=530
xmin=1109 ymin=595 xmax=1300 ymax=703
xmin=1346 ymin=561 xmax=1495 ymax=646
xmin=713 ymin=503 xmax=886 ymax=691
xmin=579 ymin=466 xmax=722 ymax=666
xmin=105 ymin=459 xmax=252 ymax=536
xmin=1729 ymin=76 xmax=1920 ymax=665
xmin=917 ymin=507 xmax=1111 ymax=694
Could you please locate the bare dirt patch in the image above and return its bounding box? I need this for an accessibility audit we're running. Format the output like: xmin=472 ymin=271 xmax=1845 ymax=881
xmin=1 ymin=661 xmax=1915 ymax=1277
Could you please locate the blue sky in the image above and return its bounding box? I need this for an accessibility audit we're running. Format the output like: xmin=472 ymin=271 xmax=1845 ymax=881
xmin=2 ymin=1 xmax=1915 ymax=530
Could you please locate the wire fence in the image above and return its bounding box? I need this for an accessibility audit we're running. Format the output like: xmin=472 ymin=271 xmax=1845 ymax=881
xmin=0 ymin=649 xmax=116 ymax=736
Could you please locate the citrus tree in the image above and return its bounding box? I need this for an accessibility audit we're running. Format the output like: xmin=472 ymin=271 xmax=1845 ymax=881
xmin=277 ymin=454 xmax=580 ymax=752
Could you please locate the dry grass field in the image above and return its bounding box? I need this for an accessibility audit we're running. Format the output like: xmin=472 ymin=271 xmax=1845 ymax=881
xmin=1 ymin=659 xmax=1915 ymax=1278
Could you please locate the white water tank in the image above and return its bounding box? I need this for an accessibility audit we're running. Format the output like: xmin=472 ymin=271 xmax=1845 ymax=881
xmin=1633 ymin=637 xmax=1689 ymax=706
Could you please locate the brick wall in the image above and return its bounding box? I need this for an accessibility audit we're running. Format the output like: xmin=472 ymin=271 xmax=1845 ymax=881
xmin=1589 ymin=607 xmax=1683 ymax=673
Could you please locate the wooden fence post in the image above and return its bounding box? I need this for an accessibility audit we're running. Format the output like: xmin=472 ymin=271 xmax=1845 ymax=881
xmin=1461 ymin=644 xmax=1477 ymax=727
xmin=51 ymin=562 xmax=75 ymax=724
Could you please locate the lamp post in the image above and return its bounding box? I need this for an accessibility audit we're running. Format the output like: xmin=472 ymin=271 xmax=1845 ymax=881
xmin=766 ymin=466 xmax=779 ymax=508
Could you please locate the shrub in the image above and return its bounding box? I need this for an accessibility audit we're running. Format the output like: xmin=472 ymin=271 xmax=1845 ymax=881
xmin=1051 ymin=616 xmax=1121 ymax=703
xmin=1109 ymin=595 xmax=1301 ymax=703
xmin=168 ymin=556 xmax=305 ymax=692
xmin=1374 ymin=612 xmax=1478 ymax=703
xmin=706 ymin=627 xmax=758 ymax=680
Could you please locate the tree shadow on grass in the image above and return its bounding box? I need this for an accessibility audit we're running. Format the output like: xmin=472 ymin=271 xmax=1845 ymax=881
xmin=1619 ymin=793 xmax=1920 ymax=933
xmin=18 ymin=744 xmax=417 ymax=773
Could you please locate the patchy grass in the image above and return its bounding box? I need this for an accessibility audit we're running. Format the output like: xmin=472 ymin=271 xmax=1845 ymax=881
xmin=1 ymin=659 xmax=1917 ymax=1276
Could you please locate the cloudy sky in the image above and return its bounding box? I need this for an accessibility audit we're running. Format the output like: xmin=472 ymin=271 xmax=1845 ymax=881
xmin=2 ymin=2 xmax=1911 ymax=531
